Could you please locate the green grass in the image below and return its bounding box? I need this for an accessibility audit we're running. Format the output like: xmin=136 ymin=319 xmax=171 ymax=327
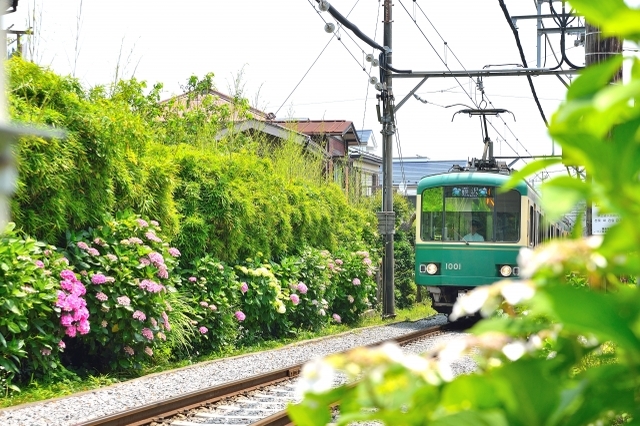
xmin=0 ymin=302 xmax=437 ymax=408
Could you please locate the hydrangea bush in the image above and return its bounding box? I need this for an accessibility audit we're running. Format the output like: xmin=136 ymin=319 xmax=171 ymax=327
xmin=324 ymin=248 xmax=377 ymax=325
xmin=0 ymin=224 xmax=69 ymax=393
xmin=272 ymin=248 xmax=334 ymax=332
xmin=63 ymin=215 xmax=183 ymax=369
xmin=181 ymin=255 xmax=241 ymax=353
xmin=235 ymin=254 xmax=292 ymax=342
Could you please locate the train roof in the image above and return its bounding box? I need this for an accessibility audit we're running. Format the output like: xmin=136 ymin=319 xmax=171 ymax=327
xmin=417 ymin=170 xmax=531 ymax=196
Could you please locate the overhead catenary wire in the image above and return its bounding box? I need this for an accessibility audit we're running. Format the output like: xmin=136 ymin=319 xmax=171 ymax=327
xmin=361 ymin=0 xmax=382 ymax=134
xmin=400 ymin=0 xmax=536 ymax=163
xmin=496 ymin=0 xmax=549 ymax=127
xmin=276 ymin=0 xmax=367 ymax=116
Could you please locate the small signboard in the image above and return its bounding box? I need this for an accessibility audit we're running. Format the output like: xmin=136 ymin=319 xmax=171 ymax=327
xmin=592 ymin=206 xmax=620 ymax=235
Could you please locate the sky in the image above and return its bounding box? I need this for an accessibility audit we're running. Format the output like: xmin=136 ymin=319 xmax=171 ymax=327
xmin=2 ymin=0 xmax=637 ymax=170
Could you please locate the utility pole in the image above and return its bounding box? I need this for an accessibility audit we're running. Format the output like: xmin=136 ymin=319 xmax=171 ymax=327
xmin=380 ymin=0 xmax=395 ymax=318
xmin=584 ymin=23 xmax=622 ymax=236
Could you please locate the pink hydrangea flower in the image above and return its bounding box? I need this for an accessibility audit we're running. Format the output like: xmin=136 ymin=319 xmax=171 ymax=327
xmin=148 ymin=252 xmax=164 ymax=266
xmin=35 ymin=260 xmax=44 ymax=268
xmin=290 ymin=294 xmax=300 ymax=305
xmin=129 ymin=237 xmax=143 ymax=245
xmin=77 ymin=320 xmax=90 ymax=334
xmin=235 ymin=311 xmax=246 ymax=321
xmin=123 ymin=346 xmax=134 ymax=356
xmin=142 ymin=328 xmax=154 ymax=340
xmin=209 ymin=304 xmax=217 ymax=311
xmin=145 ymin=232 xmax=162 ymax=243
xmin=58 ymin=340 xmax=66 ymax=349
xmin=240 ymin=282 xmax=248 ymax=294
xmin=157 ymin=332 xmax=166 ymax=341
xmin=106 ymin=254 xmax=118 ymax=262
xmin=168 ymin=247 xmax=181 ymax=257
xmin=86 ymin=248 xmax=100 ymax=256
xmin=96 ymin=292 xmax=108 ymax=302
xmin=199 ymin=301 xmax=209 ymax=307
xmin=332 ymin=313 xmax=342 ymax=323
xmin=189 ymin=276 xmax=197 ymax=282
xmin=335 ymin=259 xmax=344 ymax=265
xmin=352 ymin=278 xmax=361 ymax=286
xmin=101 ymin=320 xmax=108 ymax=328
xmin=91 ymin=273 xmax=107 ymax=285
xmin=144 ymin=346 xmax=153 ymax=356
xmin=161 ymin=311 xmax=171 ymax=331
xmin=363 ymin=257 xmax=372 ymax=265
xmin=139 ymin=257 xmax=151 ymax=266
xmin=40 ymin=348 xmax=51 ymax=356
xmin=76 ymin=242 xmax=89 ymax=250
xmin=150 ymin=220 xmax=159 ymax=226
xmin=157 ymin=266 xmax=169 ymax=279
xmin=297 ymin=282 xmax=308 ymax=294
xmin=117 ymin=296 xmax=131 ymax=306
xmin=136 ymin=218 xmax=149 ymax=228
xmin=199 ymin=326 xmax=208 ymax=334
xmin=133 ymin=310 xmax=147 ymax=321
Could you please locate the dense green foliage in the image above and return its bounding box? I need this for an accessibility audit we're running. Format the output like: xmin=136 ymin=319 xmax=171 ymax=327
xmin=290 ymin=1 xmax=640 ymax=424
xmin=0 ymin=56 xmax=419 ymax=397
xmin=8 ymin=59 xmax=178 ymax=243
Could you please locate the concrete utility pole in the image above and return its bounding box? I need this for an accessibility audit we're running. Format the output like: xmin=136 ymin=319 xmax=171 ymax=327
xmin=378 ymin=0 xmax=396 ymax=318
xmin=584 ymin=23 xmax=622 ymax=236
xmin=380 ymin=0 xmax=395 ymax=318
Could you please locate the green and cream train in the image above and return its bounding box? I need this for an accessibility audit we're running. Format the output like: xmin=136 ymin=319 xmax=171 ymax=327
xmin=415 ymin=160 xmax=571 ymax=314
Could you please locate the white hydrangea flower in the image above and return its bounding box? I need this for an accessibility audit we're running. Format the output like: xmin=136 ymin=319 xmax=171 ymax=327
xmin=296 ymin=358 xmax=336 ymax=397
xmin=500 ymin=281 xmax=535 ymax=305
xmin=450 ymin=287 xmax=489 ymax=321
xmin=502 ymin=341 xmax=527 ymax=361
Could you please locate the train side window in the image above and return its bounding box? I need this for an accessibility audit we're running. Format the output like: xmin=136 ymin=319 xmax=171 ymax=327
xmin=494 ymin=189 xmax=521 ymax=242
xmin=420 ymin=187 xmax=444 ymax=241
xmin=529 ymin=205 xmax=534 ymax=246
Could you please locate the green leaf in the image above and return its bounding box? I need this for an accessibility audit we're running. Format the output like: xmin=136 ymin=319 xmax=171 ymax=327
xmin=539 ymin=285 xmax=640 ymax=352
xmin=6 ymin=321 xmax=21 ymax=334
xmin=566 ymin=56 xmax=624 ymax=101
xmin=539 ymin=176 xmax=590 ymax=220
xmin=3 ymin=299 xmax=22 ymax=316
xmin=431 ymin=410 xmax=509 ymax=426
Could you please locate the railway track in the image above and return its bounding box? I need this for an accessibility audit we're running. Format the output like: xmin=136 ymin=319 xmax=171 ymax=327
xmin=75 ymin=318 xmax=473 ymax=426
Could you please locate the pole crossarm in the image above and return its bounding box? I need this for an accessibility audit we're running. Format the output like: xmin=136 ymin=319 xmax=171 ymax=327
xmin=392 ymin=68 xmax=579 ymax=79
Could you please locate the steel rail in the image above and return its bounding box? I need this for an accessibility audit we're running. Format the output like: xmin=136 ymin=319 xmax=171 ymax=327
xmin=75 ymin=319 xmax=468 ymax=426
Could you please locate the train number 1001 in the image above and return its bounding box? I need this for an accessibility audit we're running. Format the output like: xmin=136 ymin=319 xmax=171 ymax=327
xmin=444 ymin=262 xmax=462 ymax=270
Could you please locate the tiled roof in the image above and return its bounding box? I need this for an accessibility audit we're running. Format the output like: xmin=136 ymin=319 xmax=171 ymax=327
xmin=273 ymin=120 xmax=361 ymax=146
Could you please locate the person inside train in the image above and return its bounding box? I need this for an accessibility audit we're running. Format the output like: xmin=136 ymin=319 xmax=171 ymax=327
xmin=462 ymin=219 xmax=484 ymax=241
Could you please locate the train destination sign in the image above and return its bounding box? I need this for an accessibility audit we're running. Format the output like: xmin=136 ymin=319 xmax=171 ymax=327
xmin=446 ymin=186 xmax=493 ymax=198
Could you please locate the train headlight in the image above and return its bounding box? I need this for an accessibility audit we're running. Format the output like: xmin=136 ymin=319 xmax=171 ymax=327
xmin=426 ymin=263 xmax=438 ymax=275
xmin=500 ymin=265 xmax=513 ymax=277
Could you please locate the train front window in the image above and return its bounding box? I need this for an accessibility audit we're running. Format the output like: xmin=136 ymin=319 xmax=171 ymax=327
xmin=444 ymin=186 xmax=493 ymax=242
xmin=420 ymin=185 xmax=521 ymax=243
xmin=420 ymin=187 xmax=444 ymax=241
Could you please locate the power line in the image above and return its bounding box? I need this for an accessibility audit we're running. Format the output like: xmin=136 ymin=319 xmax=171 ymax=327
xmin=276 ymin=0 xmax=370 ymax=116
xmin=398 ymin=0 xmax=535 ymax=162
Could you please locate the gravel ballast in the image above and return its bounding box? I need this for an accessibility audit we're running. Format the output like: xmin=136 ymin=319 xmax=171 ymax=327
xmin=0 ymin=314 xmax=454 ymax=426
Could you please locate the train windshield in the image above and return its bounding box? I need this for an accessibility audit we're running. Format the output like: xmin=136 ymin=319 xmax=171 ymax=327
xmin=420 ymin=185 xmax=521 ymax=243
